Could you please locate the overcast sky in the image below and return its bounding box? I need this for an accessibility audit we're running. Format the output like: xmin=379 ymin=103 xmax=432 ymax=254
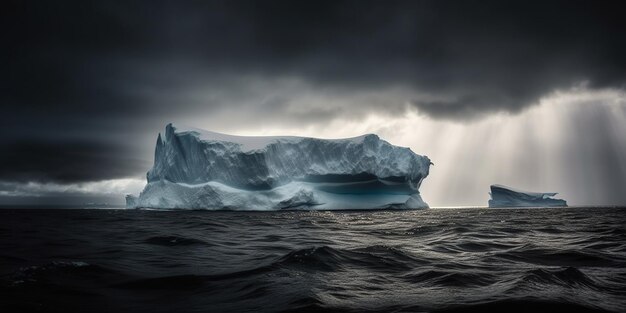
xmin=2 ymin=0 xmax=625 ymax=206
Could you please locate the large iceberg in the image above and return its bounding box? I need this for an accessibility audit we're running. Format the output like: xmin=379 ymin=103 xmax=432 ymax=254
xmin=126 ymin=123 xmax=432 ymax=210
xmin=488 ymin=184 xmax=567 ymax=208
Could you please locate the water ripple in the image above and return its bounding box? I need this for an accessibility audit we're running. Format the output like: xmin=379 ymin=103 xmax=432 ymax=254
xmin=0 ymin=207 xmax=624 ymax=312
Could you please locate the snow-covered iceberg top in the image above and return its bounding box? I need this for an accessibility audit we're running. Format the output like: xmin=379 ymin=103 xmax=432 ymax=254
xmin=126 ymin=123 xmax=432 ymax=210
xmin=488 ymin=184 xmax=567 ymax=208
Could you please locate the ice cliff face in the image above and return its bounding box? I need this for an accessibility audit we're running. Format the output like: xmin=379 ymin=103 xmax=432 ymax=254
xmin=488 ymin=184 xmax=567 ymax=208
xmin=126 ymin=123 xmax=432 ymax=210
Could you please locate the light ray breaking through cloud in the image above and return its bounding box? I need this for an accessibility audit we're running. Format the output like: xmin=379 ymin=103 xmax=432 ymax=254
xmin=1 ymin=0 xmax=625 ymax=206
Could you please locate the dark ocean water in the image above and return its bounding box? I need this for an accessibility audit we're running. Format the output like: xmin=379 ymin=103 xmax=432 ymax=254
xmin=0 ymin=207 xmax=625 ymax=313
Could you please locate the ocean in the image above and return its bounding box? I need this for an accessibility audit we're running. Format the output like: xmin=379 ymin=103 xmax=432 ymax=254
xmin=1 ymin=207 xmax=625 ymax=312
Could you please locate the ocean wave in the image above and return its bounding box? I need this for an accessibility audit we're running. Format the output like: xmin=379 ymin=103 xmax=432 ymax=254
xmin=113 ymin=274 xmax=206 ymax=290
xmin=143 ymin=235 xmax=208 ymax=246
xmin=1 ymin=207 xmax=625 ymax=313
xmin=495 ymin=247 xmax=623 ymax=267
xmin=275 ymin=245 xmax=427 ymax=272
xmin=402 ymin=269 xmax=497 ymax=287
xmin=5 ymin=261 xmax=120 ymax=288
xmin=519 ymin=267 xmax=602 ymax=290
xmin=434 ymin=299 xmax=608 ymax=313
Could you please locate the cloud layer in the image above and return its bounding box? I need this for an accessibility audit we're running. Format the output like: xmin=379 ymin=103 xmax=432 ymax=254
xmin=1 ymin=1 xmax=625 ymax=204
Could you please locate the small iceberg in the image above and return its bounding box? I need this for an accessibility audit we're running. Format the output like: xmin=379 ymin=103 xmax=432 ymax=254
xmin=488 ymin=184 xmax=567 ymax=208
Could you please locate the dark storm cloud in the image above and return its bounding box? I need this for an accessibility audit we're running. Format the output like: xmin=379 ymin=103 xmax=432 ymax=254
xmin=1 ymin=0 xmax=625 ymax=184
xmin=0 ymin=140 xmax=149 ymax=183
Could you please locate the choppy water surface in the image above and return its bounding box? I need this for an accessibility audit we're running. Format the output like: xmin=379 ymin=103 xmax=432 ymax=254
xmin=1 ymin=207 xmax=625 ymax=312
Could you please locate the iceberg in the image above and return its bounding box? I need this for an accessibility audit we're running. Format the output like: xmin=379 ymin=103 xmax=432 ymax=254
xmin=126 ymin=123 xmax=432 ymax=210
xmin=488 ymin=184 xmax=567 ymax=208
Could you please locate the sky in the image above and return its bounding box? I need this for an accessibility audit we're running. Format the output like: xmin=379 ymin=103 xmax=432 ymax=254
xmin=1 ymin=0 xmax=625 ymax=207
